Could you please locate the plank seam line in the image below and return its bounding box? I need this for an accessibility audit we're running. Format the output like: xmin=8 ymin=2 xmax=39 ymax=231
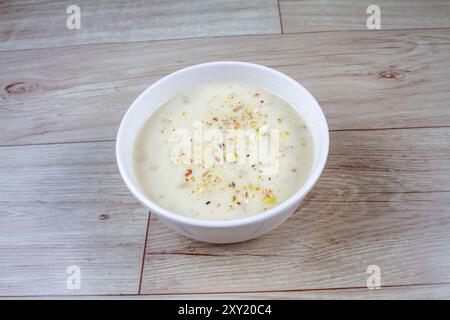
xmin=329 ymin=125 xmax=450 ymax=133
xmin=0 ymin=139 xmax=115 ymax=148
xmin=1 ymin=125 xmax=449 ymax=149
xmin=1 ymin=27 xmax=450 ymax=53
xmin=132 ymin=281 xmax=450 ymax=296
xmin=138 ymin=211 xmax=151 ymax=295
xmin=2 ymin=281 xmax=450 ymax=298
xmin=277 ymin=0 xmax=284 ymax=34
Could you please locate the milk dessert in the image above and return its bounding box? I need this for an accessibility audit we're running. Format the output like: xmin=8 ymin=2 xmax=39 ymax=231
xmin=133 ymin=81 xmax=314 ymax=220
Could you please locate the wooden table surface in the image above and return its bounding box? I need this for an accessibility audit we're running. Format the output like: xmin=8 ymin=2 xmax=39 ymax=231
xmin=1 ymin=0 xmax=450 ymax=299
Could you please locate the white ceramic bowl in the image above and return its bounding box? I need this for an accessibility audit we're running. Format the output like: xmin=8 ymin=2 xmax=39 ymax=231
xmin=116 ymin=61 xmax=329 ymax=243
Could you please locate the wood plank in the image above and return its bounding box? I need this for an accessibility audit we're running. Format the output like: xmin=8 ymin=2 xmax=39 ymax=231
xmin=137 ymin=284 xmax=450 ymax=299
xmin=5 ymin=283 xmax=450 ymax=299
xmin=140 ymin=128 xmax=450 ymax=294
xmin=0 ymin=141 xmax=149 ymax=296
xmin=1 ymin=29 xmax=449 ymax=146
xmin=280 ymin=0 xmax=450 ymax=33
xmin=0 ymin=0 xmax=280 ymax=51
xmin=2 ymin=128 xmax=445 ymax=296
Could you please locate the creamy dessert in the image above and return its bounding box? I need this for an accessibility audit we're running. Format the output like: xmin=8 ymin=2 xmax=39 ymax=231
xmin=133 ymin=81 xmax=314 ymax=220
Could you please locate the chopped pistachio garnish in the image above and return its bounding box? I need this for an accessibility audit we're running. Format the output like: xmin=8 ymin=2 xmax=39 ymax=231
xmin=225 ymin=152 xmax=238 ymax=163
xmin=134 ymin=81 xmax=314 ymax=219
xmin=263 ymin=197 xmax=277 ymax=205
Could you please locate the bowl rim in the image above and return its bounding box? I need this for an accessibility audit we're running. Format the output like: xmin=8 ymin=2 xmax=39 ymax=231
xmin=116 ymin=61 xmax=329 ymax=228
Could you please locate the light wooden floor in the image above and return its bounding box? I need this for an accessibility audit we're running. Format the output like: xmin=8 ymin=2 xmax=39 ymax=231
xmin=1 ymin=0 xmax=449 ymax=299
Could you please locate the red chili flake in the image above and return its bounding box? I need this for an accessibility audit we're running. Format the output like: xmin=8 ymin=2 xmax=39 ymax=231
xmin=184 ymin=169 xmax=192 ymax=177
xmin=237 ymin=201 xmax=241 ymax=205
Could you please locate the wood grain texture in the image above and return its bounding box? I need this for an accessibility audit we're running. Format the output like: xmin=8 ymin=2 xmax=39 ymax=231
xmin=279 ymin=0 xmax=450 ymax=33
xmin=6 ymin=283 xmax=450 ymax=299
xmin=136 ymin=284 xmax=450 ymax=299
xmin=1 ymin=29 xmax=450 ymax=146
xmin=0 ymin=141 xmax=149 ymax=296
xmin=3 ymin=129 xmax=448 ymax=296
xmin=140 ymin=128 xmax=450 ymax=294
xmin=0 ymin=0 xmax=280 ymax=51
xmin=2 ymin=1 xmax=450 ymax=299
